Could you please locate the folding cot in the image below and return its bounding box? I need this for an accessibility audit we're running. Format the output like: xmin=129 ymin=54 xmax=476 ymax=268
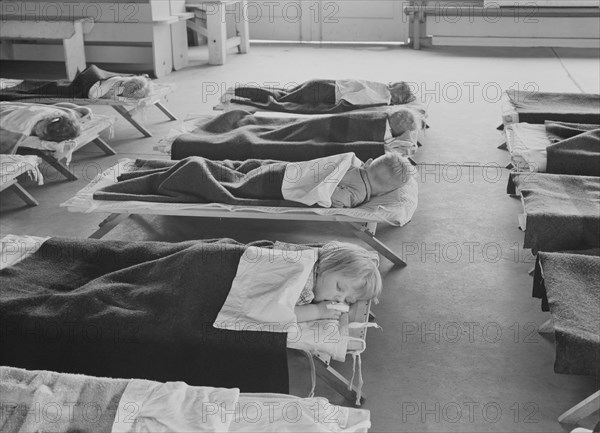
xmin=509 ymin=172 xmax=600 ymax=254
xmin=0 ymin=154 xmax=42 ymax=206
xmin=499 ymin=90 xmax=600 ymax=129
xmin=0 ymin=68 xmax=178 ymax=138
xmin=61 ymin=158 xmax=418 ymax=267
xmin=6 ymin=82 xmax=176 ymax=138
xmin=531 ymin=251 xmax=600 ymax=426
xmin=497 ymin=90 xmax=600 ymax=149
xmin=13 ymin=114 xmax=116 ymax=181
xmin=503 ymin=121 xmax=599 ymax=176
xmin=1 ymin=366 xmax=371 ymax=432
xmin=0 ymin=233 xmax=378 ymax=406
xmin=158 ymin=109 xmax=423 ymax=160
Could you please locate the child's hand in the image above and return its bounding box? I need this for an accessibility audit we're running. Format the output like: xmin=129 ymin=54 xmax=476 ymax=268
xmin=317 ymin=301 xmax=343 ymax=320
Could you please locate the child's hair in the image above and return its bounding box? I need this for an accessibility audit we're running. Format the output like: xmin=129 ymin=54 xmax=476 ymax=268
xmin=121 ymin=76 xmax=152 ymax=99
xmin=388 ymin=81 xmax=416 ymax=104
xmin=388 ymin=107 xmax=419 ymax=137
xmin=317 ymin=242 xmax=382 ymax=302
xmin=367 ymin=152 xmax=411 ymax=195
xmin=31 ymin=113 xmax=81 ymax=142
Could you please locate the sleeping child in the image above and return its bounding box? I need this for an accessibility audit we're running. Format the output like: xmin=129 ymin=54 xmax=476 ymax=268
xmin=88 ymin=75 xmax=153 ymax=100
xmin=0 ymin=102 xmax=91 ymax=153
xmin=93 ymin=152 xmax=413 ymax=207
xmin=234 ymin=79 xmax=416 ymax=107
xmin=294 ymin=242 xmax=382 ymax=322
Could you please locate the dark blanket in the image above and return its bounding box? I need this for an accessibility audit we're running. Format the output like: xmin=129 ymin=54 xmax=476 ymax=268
xmin=0 ymin=237 xmax=289 ymax=393
xmin=93 ymin=157 xmax=305 ymax=206
xmin=1 ymin=366 xmax=128 ymax=432
xmin=544 ymin=121 xmax=600 ymax=176
xmin=511 ymin=172 xmax=600 ymax=252
xmin=231 ymin=79 xmax=388 ymax=114
xmin=0 ymin=65 xmax=125 ymax=101
xmin=506 ymin=90 xmax=600 ymax=125
xmin=532 ymin=251 xmax=600 ymax=376
xmin=171 ymin=109 xmax=387 ymax=162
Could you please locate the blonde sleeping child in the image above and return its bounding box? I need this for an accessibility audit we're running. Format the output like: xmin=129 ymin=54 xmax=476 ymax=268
xmin=294 ymin=242 xmax=382 ymax=322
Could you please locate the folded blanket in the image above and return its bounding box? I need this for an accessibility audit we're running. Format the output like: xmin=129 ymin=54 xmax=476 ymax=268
xmin=231 ymin=79 xmax=391 ymax=114
xmin=0 ymin=237 xmax=289 ymax=393
xmin=0 ymin=65 xmax=130 ymax=101
xmin=93 ymin=157 xmax=299 ymax=206
xmin=506 ymin=90 xmax=600 ymax=125
xmin=532 ymin=251 xmax=600 ymax=376
xmin=544 ymin=121 xmax=600 ymax=176
xmin=533 ymin=248 xmax=600 ymax=311
xmin=171 ymin=109 xmax=387 ymax=162
xmin=512 ymin=172 xmax=600 ymax=252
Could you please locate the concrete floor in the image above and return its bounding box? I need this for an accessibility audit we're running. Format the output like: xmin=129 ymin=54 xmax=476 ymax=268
xmin=1 ymin=44 xmax=599 ymax=432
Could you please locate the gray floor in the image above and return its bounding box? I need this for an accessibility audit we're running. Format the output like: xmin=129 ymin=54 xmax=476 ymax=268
xmin=1 ymin=44 xmax=599 ymax=432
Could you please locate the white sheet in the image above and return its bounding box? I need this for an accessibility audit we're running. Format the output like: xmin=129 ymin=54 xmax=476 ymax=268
xmin=505 ymin=123 xmax=549 ymax=172
xmin=113 ymin=379 xmax=240 ymax=433
xmin=114 ymin=380 xmax=371 ymax=433
xmin=0 ymin=234 xmax=50 ymax=270
xmin=231 ymin=394 xmax=371 ymax=432
xmin=62 ymin=158 xmax=418 ymax=226
xmin=282 ymin=153 xmax=361 ymax=207
xmin=214 ymin=246 xmax=318 ymax=333
xmin=501 ymin=91 xmax=520 ymax=126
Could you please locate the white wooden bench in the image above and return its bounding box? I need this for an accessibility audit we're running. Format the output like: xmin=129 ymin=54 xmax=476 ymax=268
xmin=0 ymin=1 xmax=194 ymax=78
xmin=186 ymin=0 xmax=250 ymax=65
xmin=0 ymin=17 xmax=94 ymax=80
xmin=404 ymin=2 xmax=600 ymax=49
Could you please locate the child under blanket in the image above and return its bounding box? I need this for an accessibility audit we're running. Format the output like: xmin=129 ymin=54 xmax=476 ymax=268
xmin=0 ymin=102 xmax=91 ymax=153
xmin=88 ymin=75 xmax=153 ymax=100
xmin=93 ymin=152 xmax=412 ymax=208
xmin=234 ymin=79 xmax=416 ymax=106
xmin=293 ymin=242 xmax=382 ymax=322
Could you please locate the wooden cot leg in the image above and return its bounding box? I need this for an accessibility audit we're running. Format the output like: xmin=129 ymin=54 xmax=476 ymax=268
xmin=39 ymin=153 xmax=78 ymax=181
xmin=92 ymin=138 xmax=117 ymax=155
xmin=344 ymin=222 xmax=407 ymax=267
xmin=112 ymin=105 xmax=153 ymax=138
xmin=89 ymin=213 xmax=130 ymax=239
xmin=558 ymin=391 xmax=600 ymax=425
xmin=154 ymin=101 xmax=178 ymax=121
xmin=314 ymin=358 xmax=366 ymax=406
xmin=8 ymin=182 xmax=39 ymax=206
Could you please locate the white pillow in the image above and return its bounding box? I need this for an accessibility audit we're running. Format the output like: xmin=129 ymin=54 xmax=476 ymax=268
xmin=214 ymin=246 xmax=318 ymax=333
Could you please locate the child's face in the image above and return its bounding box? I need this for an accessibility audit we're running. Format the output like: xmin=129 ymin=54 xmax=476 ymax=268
xmin=314 ymin=269 xmax=360 ymax=304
